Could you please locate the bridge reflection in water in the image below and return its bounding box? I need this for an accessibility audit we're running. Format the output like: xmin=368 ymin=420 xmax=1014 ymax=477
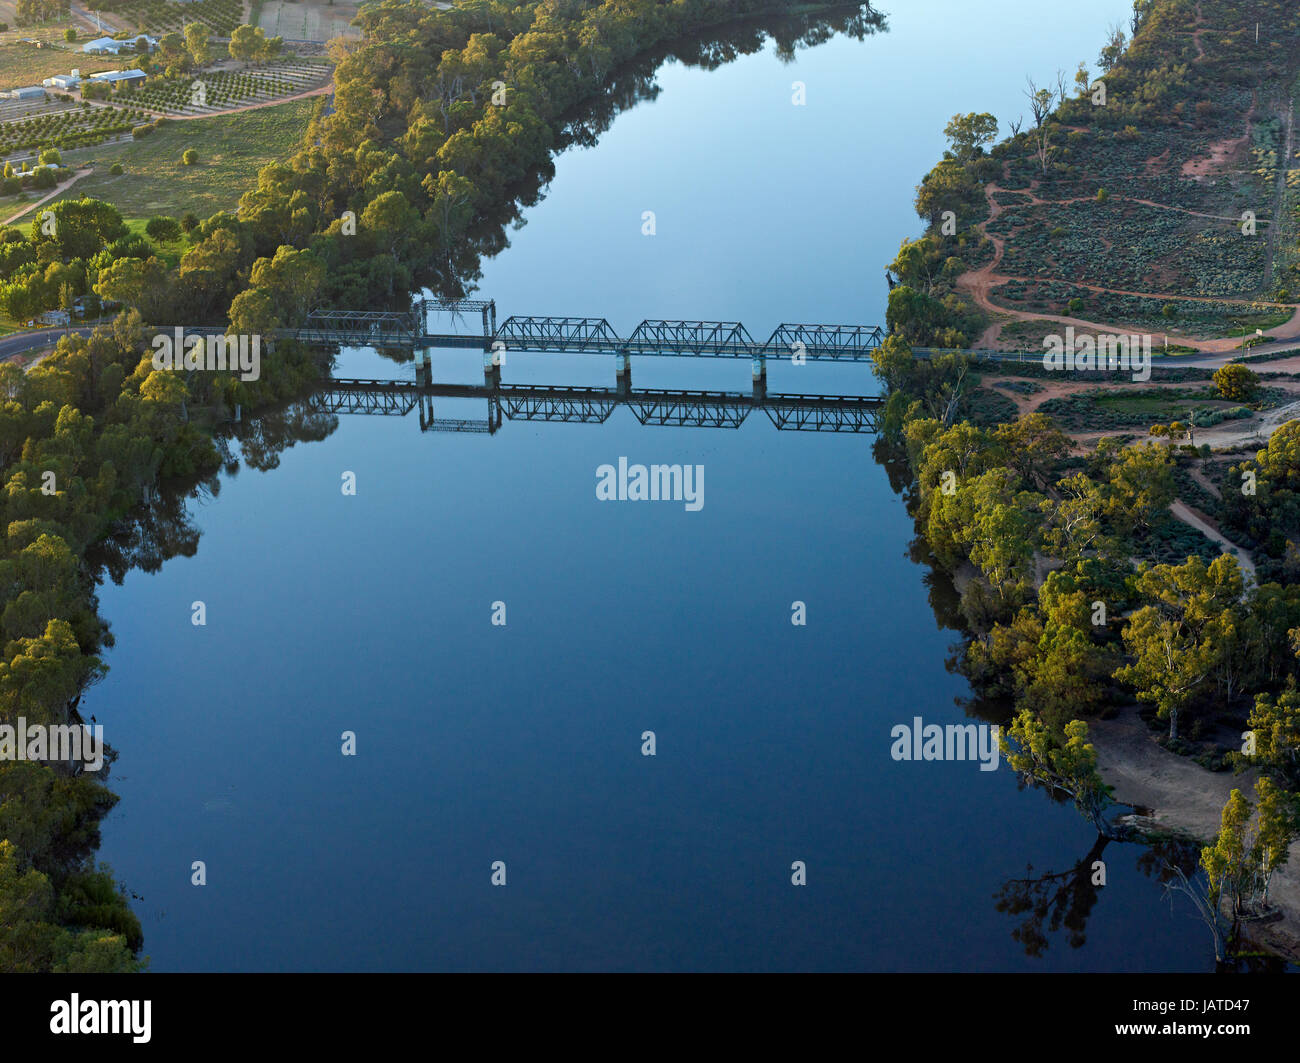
xmin=309 ymin=379 xmax=884 ymax=435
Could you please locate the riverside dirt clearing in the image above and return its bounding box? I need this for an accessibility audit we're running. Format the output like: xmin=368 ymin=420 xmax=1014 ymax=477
xmin=1089 ymin=706 xmax=1300 ymax=964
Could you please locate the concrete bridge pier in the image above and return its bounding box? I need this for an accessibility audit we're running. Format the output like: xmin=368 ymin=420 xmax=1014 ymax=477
xmin=616 ymin=351 xmax=632 ymax=396
xmin=752 ymin=356 xmax=767 ymax=400
xmin=414 ymin=349 xmax=431 ymax=388
xmin=483 ymin=347 xmax=501 ymax=387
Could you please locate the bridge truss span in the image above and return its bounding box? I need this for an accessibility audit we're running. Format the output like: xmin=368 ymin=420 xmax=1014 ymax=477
xmin=762 ymin=323 xmax=886 ymax=361
xmin=299 ymin=308 xmax=421 ymax=348
xmin=626 ymin=320 xmax=756 ymax=358
xmin=289 ymin=294 xmax=889 ymax=366
xmin=496 ymin=316 xmax=623 ymax=353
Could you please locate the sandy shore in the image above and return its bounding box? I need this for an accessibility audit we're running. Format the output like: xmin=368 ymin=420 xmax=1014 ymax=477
xmin=1089 ymin=705 xmax=1300 ymax=963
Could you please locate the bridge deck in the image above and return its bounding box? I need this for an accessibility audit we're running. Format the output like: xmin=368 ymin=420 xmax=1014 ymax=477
xmin=289 ymin=307 xmax=886 ymax=361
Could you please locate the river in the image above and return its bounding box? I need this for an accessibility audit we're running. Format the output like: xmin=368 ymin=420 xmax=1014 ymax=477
xmin=89 ymin=0 xmax=1216 ymax=971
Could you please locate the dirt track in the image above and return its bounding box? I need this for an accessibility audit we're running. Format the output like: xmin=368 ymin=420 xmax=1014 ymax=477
xmin=957 ymin=92 xmax=1300 ymax=358
xmin=959 ymin=178 xmax=1300 ymax=356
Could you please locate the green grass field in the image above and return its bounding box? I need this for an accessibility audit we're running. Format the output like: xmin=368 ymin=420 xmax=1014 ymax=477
xmin=45 ymin=97 xmax=314 ymax=221
xmin=123 ymin=215 xmax=187 ymax=265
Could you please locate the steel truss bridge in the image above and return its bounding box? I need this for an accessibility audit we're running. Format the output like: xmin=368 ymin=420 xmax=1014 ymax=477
xmin=309 ymin=379 xmax=883 ymax=435
xmin=289 ymin=297 xmax=886 ymax=367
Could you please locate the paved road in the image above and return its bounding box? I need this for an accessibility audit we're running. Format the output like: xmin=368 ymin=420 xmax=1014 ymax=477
xmin=0 ymin=326 xmax=94 ymax=362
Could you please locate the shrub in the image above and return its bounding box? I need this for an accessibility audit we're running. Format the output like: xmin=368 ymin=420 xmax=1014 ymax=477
xmin=1212 ymin=362 xmax=1261 ymax=402
xmin=109 ymin=162 xmax=123 ymax=175
xmin=30 ymin=166 xmax=55 ymax=190
xmin=37 ymin=147 xmax=60 ymax=166
xmin=64 ymin=27 xmax=76 ymax=41
xmin=182 ymin=148 xmax=198 ymax=165
xmin=1096 ymin=188 xmax=1109 ymax=202
xmin=145 ymin=215 xmax=181 ymax=241
xmin=180 ymin=212 xmax=199 ymax=232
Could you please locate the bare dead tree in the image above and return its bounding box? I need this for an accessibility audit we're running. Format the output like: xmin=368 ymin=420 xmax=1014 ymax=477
xmin=1009 ymin=114 xmax=1023 ymax=137
xmin=1024 ymin=76 xmax=1054 ymax=128
xmin=1162 ymin=862 xmax=1230 ymax=963
xmin=938 ymin=362 xmax=969 ymax=427
xmin=1032 ymin=122 xmax=1055 ymax=175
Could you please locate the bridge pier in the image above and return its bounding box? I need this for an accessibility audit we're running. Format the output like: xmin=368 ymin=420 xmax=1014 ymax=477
xmin=616 ymin=351 xmax=632 ymax=396
xmin=752 ymin=356 xmax=767 ymax=400
xmin=414 ymin=349 xmax=431 ymax=388
xmin=483 ymin=347 xmax=501 ymax=388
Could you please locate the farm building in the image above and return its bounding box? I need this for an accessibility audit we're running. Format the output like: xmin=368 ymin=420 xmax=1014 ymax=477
xmin=42 ymin=73 xmax=81 ymax=90
xmin=82 ymin=36 xmax=157 ymax=55
xmin=0 ymin=86 xmax=45 ymax=100
xmin=88 ymin=69 xmax=147 ymax=89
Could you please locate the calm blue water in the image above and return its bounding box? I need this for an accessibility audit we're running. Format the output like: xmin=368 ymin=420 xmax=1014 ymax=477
xmin=90 ymin=1 xmax=1216 ymax=971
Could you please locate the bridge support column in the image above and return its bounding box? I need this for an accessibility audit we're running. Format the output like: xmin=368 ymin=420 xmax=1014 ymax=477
xmin=483 ymin=347 xmax=501 ymax=388
xmin=415 ymin=349 xmax=431 ymax=389
xmin=616 ymin=351 xmax=632 ymax=396
xmin=752 ymin=356 xmax=767 ymax=400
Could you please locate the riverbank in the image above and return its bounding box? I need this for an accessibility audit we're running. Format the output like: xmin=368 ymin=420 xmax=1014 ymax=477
xmin=1090 ymin=706 xmax=1300 ymax=964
